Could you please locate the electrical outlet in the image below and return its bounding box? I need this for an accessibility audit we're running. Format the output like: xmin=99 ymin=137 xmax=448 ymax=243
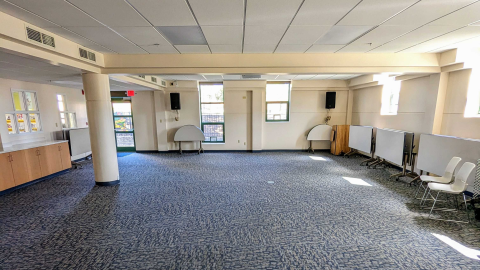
xmin=238 ymin=140 xmax=240 ymax=143
xmin=244 ymin=142 xmax=246 ymax=145
xmin=243 ymin=96 xmax=246 ymax=99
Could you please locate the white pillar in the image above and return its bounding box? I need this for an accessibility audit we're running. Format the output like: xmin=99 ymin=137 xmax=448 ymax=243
xmin=82 ymin=73 xmax=119 ymax=185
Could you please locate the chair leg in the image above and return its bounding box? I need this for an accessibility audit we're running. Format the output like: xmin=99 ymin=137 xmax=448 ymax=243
xmin=420 ymin=186 xmax=429 ymax=206
xmin=463 ymin=193 xmax=470 ymax=223
xmin=428 ymin=191 xmax=440 ymax=218
xmin=414 ymin=181 xmax=424 ymax=198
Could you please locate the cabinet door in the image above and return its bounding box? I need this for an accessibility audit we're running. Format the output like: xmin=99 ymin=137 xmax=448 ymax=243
xmin=39 ymin=145 xmax=63 ymax=175
xmin=25 ymin=148 xmax=42 ymax=181
xmin=0 ymin=153 xmax=15 ymax=191
xmin=10 ymin=151 xmax=30 ymax=186
xmin=59 ymin=143 xmax=71 ymax=170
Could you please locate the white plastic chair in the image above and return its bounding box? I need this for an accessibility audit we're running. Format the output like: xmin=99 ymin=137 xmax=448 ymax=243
xmin=416 ymin=157 xmax=461 ymax=201
xmin=427 ymin=162 xmax=476 ymax=223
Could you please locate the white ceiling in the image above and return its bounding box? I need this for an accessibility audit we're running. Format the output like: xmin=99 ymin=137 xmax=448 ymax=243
xmin=1 ymin=0 xmax=480 ymax=54
xmin=156 ymin=74 xmax=362 ymax=81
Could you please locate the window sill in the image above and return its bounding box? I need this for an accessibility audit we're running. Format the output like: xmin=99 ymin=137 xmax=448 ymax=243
xmin=266 ymin=121 xmax=290 ymax=123
xmin=203 ymin=142 xmax=225 ymax=144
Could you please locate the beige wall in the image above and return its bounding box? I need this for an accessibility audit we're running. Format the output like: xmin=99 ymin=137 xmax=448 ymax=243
xmin=131 ymin=91 xmax=158 ymax=151
xmin=441 ymin=69 xmax=480 ymax=139
xmin=0 ymin=78 xmax=87 ymax=147
xmin=137 ymin=80 xmax=348 ymax=151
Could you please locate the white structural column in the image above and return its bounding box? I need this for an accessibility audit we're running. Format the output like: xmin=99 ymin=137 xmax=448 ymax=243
xmin=82 ymin=73 xmax=120 ymax=185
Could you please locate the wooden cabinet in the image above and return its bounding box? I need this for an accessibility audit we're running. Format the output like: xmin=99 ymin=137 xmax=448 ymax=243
xmin=10 ymin=150 xmax=30 ymax=185
xmin=59 ymin=142 xmax=71 ymax=170
xmin=330 ymin=125 xmax=350 ymax=156
xmin=25 ymin=148 xmax=43 ymax=181
xmin=0 ymin=153 xmax=16 ymax=191
xmin=0 ymin=142 xmax=71 ymax=192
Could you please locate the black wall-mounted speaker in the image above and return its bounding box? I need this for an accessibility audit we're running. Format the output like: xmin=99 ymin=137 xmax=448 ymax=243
xmin=326 ymin=92 xmax=336 ymax=109
xmin=170 ymin=93 xmax=181 ymax=110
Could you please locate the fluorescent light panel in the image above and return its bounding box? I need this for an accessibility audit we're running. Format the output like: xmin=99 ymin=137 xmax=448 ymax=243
xmin=155 ymin=26 xmax=207 ymax=45
xmin=315 ymin=26 xmax=373 ymax=45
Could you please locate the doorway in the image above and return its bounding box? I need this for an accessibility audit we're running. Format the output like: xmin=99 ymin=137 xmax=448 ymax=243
xmin=112 ymin=99 xmax=136 ymax=151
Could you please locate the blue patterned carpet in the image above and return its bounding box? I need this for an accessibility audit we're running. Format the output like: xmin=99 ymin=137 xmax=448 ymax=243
xmin=1 ymin=152 xmax=480 ymax=269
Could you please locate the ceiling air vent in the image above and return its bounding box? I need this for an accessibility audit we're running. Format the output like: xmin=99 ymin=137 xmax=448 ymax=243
xmin=139 ymin=75 xmax=145 ymax=79
xmin=151 ymin=77 xmax=157 ymax=83
xmin=242 ymin=74 xmax=261 ymax=79
xmin=160 ymin=80 xmax=166 ymax=87
xmin=79 ymin=48 xmax=96 ymax=62
xmin=26 ymin=27 xmax=55 ymax=48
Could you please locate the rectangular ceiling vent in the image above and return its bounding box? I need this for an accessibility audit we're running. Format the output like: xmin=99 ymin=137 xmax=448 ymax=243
xmin=160 ymin=80 xmax=166 ymax=87
xmin=242 ymin=74 xmax=261 ymax=79
xmin=138 ymin=75 xmax=145 ymax=79
xmin=79 ymin=48 xmax=96 ymax=62
xmin=151 ymin=77 xmax=157 ymax=83
xmin=26 ymin=27 xmax=55 ymax=48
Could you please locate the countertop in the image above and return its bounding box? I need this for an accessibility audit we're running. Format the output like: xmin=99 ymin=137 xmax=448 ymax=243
xmin=0 ymin=140 xmax=68 ymax=154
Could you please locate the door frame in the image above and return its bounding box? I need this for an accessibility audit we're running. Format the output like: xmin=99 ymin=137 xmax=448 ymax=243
xmin=112 ymin=98 xmax=136 ymax=152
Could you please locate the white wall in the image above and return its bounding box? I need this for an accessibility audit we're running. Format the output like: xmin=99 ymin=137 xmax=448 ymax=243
xmin=441 ymin=69 xmax=480 ymax=139
xmin=0 ymin=78 xmax=87 ymax=147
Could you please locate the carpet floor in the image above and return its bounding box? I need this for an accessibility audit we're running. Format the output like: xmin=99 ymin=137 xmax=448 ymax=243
xmin=1 ymin=152 xmax=480 ymax=269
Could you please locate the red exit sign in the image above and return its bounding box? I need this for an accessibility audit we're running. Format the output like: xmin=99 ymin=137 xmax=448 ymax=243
xmin=127 ymin=90 xmax=135 ymax=97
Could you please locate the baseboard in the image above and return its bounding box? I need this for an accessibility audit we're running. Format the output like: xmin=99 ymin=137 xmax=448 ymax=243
xmin=0 ymin=169 xmax=70 ymax=196
xmin=150 ymin=149 xmax=331 ymax=154
xmin=136 ymin=150 xmax=159 ymax=153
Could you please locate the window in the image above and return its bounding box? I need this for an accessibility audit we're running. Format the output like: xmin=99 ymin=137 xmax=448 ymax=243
xmin=380 ymin=81 xmax=401 ymax=115
xmin=266 ymin=82 xmax=290 ymax=121
xmin=5 ymin=90 xmax=42 ymax=134
xmin=57 ymin=94 xmax=77 ymax=129
xmin=200 ymin=83 xmax=224 ymax=143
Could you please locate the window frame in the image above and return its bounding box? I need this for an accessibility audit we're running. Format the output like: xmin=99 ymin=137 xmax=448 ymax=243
xmin=6 ymin=89 xmax=43 ymax=135
xmin=266 ymin=81 xmax=291 ymax=122
xmin=199 ymin=82 xmax=225 ymax=143
xmin=380 ymin=81 xmax=401 ymax=116
xmin=56 ymin=94 xmax=77 ymax=129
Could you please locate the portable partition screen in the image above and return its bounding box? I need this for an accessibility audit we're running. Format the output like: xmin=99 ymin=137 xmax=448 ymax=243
xmin=348 ymin=125 xmax=374 ymax=154
xmin=375 ymin=128 xmax=406 ymax=166
xmin=417 ymin=134 xmax=480 ymax=193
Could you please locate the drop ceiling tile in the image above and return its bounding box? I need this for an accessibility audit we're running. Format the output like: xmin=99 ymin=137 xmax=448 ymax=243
xmin=244 ymin=25 xmax=287 ymax=45
xmin=188 ymin=0 xmax=244 ymax=26
xmin=294 ymin=75 xmax=317 ymax=80
xmin=113 ymin=27 xmax=170 ymax=46
xmin=243 ymin=44 xmax=276 ymax=53
xmin=348 ymin=25 xmax=417 ymax=48
xmin=280 ymin=26 xmax=331 ymax=45
xmin=338 ymin=0 xmax=419 ymax=26
xmin=275 ymin=75 xmax=297 ymax=80
xmin=400 ymin=26 xmax=480 ymax=53
xmin=315 ymin=26 xmax=373 ymax=45
xmin=156 ymin=26 xmax=207 ymax=45
xmin=292 ymin=0 xmax=360 ymax=26
xmin=312 ymin=74 xmax=336 ymax=79
xmin=44 ymin=26 xmax=115 ymax=52
xmin=202 ymin=26 xmax=243 ymax=45
xmin=68 ymin=0 xmax=149 ymax=26
xmin=66 ymin=26 xmax=146 ymax=53
xmin=203 ymin=75 xmax=223 ymax=81
xmin=128 ymin=0 xmax=196 ymax=26
xmin=262 ymin=75 xmax=279 ymax=80
xmin=8 ymin=0 xmax=102 ymax=27
xmin=429 ymin=2 xmax=480 ymax=26
xmin=246 ymin=0 xmax=304 ymax=26
xmin=337 ymin=44 xmax=373 ymax=53
xmin=175 ymin=45 xmax=211 ymax=54
xmin=223 ymin=75 xmax=242 ymax=80
xmin=431 ymin=35 xmax=480 ymax=52
xmin=140 ymin=45 xmax=179 ymax=54
xmin=184 ymin=75 xmax=207 ymax=81
xmin=305 ymin=45 xmax=344 ymax=53
xmin=378 ymin=25 xmax=461 ymax=48
xmin=384 ymin=0 xmax=475 ymax=26
xmin=0 ymin=1 xmax=60 ymax=28
xmin=274 ymin=44 xmax=310 ymax=53
xmin=210 ymin=45 xmax=242 ymax=54
xmin=368 ymin=43 xmax=409 ymax=53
